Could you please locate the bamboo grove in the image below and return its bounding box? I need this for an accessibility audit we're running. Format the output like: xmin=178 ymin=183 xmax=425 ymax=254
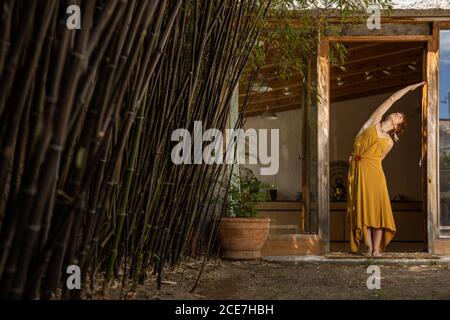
xmin=0 ymin=0 xmax=270 ymax=299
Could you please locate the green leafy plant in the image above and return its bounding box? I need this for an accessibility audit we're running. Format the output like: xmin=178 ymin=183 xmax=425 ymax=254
xmin=245 ymin=0 xmax=393 ymax=106
xmin=226 ymin=170 xmax=268 ymax=217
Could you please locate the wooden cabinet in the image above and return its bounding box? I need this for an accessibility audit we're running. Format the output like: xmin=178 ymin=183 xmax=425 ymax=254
xmin=257 ymin=201 xmax=425 ymax=241
xmin=330 ymin=201 xmax=425 ymax=242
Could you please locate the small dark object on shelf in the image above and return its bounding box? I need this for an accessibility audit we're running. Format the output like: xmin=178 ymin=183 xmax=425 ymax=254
xmin=330 ymin=160 xmax=348 ymax=201
xmin=392 ymin=194 xmax=405 ymax=201
xmin=269 ymin=189 xmax=277 ymax=201
xmin=333 ymin=177 xmax=346 ymax=201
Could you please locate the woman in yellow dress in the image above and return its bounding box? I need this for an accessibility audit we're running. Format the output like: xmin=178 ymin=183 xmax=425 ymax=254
xmin=347 ymin=81 xmax=426 ymax=257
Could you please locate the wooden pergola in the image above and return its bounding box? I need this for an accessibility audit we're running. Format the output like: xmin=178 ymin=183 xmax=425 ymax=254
xmin=241 ymin=41 xmax=425 ymax=117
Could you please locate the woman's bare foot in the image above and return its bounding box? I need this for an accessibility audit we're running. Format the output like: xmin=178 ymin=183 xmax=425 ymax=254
xmin=372 ymin=251 xmax=382 ymax=257
xmin=365 ymin=247 xmax=372 ymax=257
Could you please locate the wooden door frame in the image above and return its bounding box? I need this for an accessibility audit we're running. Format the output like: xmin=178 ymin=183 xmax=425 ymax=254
xmin=317 ymin=34 xmax=436 ymax=254
xmin=433 ymin=22 xmax=450 ymax=254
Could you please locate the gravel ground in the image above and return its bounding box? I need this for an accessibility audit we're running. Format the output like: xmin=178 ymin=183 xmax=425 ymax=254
xmin=93 ymin=258 xmax=450 ymax=300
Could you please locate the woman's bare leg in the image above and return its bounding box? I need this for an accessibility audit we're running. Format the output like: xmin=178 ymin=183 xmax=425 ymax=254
xmin=372 ymin=228 xmax=383 ymax=256
xmin=365 ymin=227 xmax=372 ymax=256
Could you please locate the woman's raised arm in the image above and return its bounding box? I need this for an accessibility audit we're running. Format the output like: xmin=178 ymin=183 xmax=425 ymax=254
xmin=368 ymin=81 xmax=426 ymax=124
xmin=355 ymin=81 xmax=426 ymax=136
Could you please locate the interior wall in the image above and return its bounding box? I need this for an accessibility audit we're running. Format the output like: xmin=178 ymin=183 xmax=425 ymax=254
xmin=330 ymin=89 xmax=423 ymax=201
xmin=243 ymin=88 xmax=423 ymax=202
xmin=243 ymin=108 xmax=302 ymax=201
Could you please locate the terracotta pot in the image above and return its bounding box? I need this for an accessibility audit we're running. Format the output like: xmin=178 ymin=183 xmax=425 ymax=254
xmin=218 ymin=217 xmax=270 ymax=260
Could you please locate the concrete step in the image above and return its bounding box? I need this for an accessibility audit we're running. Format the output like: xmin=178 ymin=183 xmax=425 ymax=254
xmin=263 ymin=254 xmax=450 ymax=265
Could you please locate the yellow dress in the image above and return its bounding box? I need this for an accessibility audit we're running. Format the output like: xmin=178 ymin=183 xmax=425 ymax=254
xmin=347 ymin=123 xmax=396 ymax=252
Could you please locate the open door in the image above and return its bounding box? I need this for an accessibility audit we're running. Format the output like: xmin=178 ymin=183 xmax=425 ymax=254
xmin=328 ymin=40 xmax=427 ymax=253
xmin=316 ymin=35 xmax=435 ymax=255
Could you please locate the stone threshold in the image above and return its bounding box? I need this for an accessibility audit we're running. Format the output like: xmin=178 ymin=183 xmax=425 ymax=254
xmin=263 ymin=254 xmax=450 ymax=265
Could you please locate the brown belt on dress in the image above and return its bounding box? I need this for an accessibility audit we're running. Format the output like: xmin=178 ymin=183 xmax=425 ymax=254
xmin=351 ymin=153 xmax=379 ymax=161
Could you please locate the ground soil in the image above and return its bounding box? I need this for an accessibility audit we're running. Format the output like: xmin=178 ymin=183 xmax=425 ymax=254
xmin=92 ymin=258 xmax=450 ymax=300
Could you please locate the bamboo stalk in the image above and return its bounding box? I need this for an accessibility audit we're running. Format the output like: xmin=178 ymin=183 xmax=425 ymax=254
xmin=0 ymin=0 xmax=308 ymax=299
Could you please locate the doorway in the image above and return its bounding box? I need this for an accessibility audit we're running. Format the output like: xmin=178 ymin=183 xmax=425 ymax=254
xmin=326 ymin=41 xmax=428 ymax=253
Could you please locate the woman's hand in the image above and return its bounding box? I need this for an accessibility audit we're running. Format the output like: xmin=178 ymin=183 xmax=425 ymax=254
xmin=408 ymin=81 xmax=426 ymax=91
xmin=348 ymin=154 xmax=353 ymax=165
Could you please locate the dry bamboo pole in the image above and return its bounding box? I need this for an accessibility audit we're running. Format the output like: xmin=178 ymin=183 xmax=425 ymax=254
xmin=0 ymin=0 xmax=57 ymax=291
xmin=57 ymin=5 xmax=134 ymax=291
xmin=74 ymin=1 xmax=158 ymax=278
xmin=3 ymin=0 xmax=98 ymax=299
xmin=0 ymin=0 xmax=279 ymax=299
xmin=0 ymin=0 xmax=13 ymax=77
xmin=105 ymin=94 xmax=145 ymax=282
xmin=0 ymin=8 xmax=72 ymax=286
xmin=93 ymin=2 xmax=166 ymax=232
xmin=0 ymin=0 xmax=38 ymax=119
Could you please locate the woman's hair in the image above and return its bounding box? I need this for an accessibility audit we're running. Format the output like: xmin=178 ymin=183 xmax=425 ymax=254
xmin=382 ymin=112 xmax=407 ymax=143
xmin=393 ymin=112 xmax=407 ymax=135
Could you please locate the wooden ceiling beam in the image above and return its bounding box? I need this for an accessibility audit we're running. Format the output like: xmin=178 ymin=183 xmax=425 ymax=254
xmin=336 ymin=45 xmax=423 ymax=65
xmin=240 ymin=94 xmax=301 ymax=105
xmin=332 ymin=73 xmax=422 ymax=99
xmin=240 ymin=40 xmax=427 ymax=115
xmin=339 ymin=43 xmax=424 ymax=65
xmin=239 ymin=72 xmax=302 ymax=86
xmin=241 ymin=94 xmax=302 ymax=112
xmin=332 ymin=80 xmax=422 ymax=103
xmin=331 ymin=51 xmax=422 ymax=78
xmin=244 ymin=103 xmax=302 ymax=118
xmin=330 ymin=67 xmax=421 ymax=91
xmin=242 ymin=63 xmax=277 ymax=75
xmin=240 ymin=91 xmax=302 ymax=107
xmin=344 ymin=42 xmax=381 ymax=52
xmin=248 ymin=60 xmax=425 ymax=94
xmin=238 ymin=83 xmax=302 ymax=98
xmin=239 ymin=77 xmax=304 ymax=95
xmin=328 ymin=35 xmax=432 ymax=42
xmin=242 ymin=45 xmax=424 ymax=81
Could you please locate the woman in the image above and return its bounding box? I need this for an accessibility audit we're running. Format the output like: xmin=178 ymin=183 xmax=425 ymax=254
xmin=347 ymin=81 xmax=426 ymax=257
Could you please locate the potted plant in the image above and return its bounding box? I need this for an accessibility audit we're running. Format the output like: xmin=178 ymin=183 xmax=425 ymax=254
xmin=218 ymin=169 xmax=270 ymax=260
